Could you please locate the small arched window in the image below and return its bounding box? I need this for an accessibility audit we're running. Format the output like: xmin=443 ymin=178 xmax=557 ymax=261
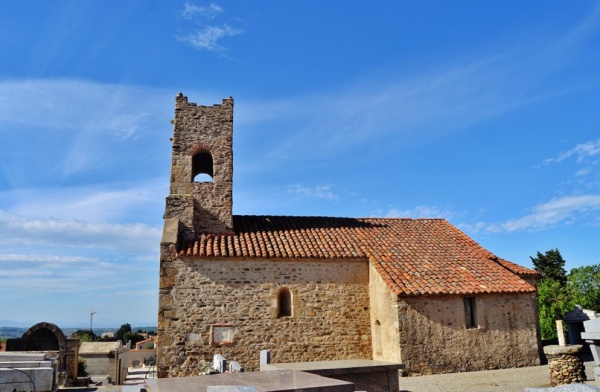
xmin=374 ymin=320 xmax=383 ymax=357
xmin=277 ymin=287 xmax=292 ymax=318
xmin=192 ymin=151 xmax=213 ymax=182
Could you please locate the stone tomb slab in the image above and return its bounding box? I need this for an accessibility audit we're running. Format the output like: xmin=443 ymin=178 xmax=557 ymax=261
xmin=144 ymin=369 xmax=353 ymax=392
xmin=0 ymin=352 xmax=49 ymax=362
xmin=0 ymin=353 xmax=56 ymax=392
xmin=263 ymin=359 xmax=404 ymax=392
xmin=584 ymin=318 xmax=600 ymax=333
xmin=582 ymin=319 xmax=600 ymax=343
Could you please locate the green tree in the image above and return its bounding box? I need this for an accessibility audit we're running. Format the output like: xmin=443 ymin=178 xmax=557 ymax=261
xmin=124 ymin=332 xmax=146 ymax=347
xmin=533 ymin=248 xmax=572 ymax=340
xmin=78 ymin=357 xmax=88 ymax=376
xmin=73 ymin=329 xmax=97 ymax=342
xmin=537 ymin=278 xmax=575 ymax=340
xmin=115 ymin=323 xmax=132 ymax=342
xmin=531 ymin=248 xmax=567 ymax=285
xmin=568 ymin=264 xmax=600 ymax=311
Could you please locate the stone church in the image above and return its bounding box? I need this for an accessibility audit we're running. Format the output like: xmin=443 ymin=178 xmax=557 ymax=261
xmin=157 ymin=93 xmax=541 ymax=378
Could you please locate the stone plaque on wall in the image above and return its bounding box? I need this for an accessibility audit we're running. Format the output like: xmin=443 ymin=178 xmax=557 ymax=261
xmin=212 ymin=324 xmax=234 ymax=345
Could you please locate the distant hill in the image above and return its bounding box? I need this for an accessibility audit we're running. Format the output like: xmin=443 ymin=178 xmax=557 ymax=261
xmin=1 ymin=322 xmax=157 ymax=340
xmin=0 ymin=327 xmax=28 ymax=339
xmin=132 ymin=326 xmax=158 ymax=333
xmin=0 ymin=320 xmax=34 ymax=328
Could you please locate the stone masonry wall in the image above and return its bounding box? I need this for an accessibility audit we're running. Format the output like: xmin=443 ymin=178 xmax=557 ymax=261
xmin=79 ymin=354 xmax=113 ymax=379
xmin=369 ymin=263 xmax=401 ymax=363
xmin=398 ymin=293 xmax=540 ymax=375
xmin=165 ymin=94 xmax=234 ymax=238
xmin=158 ymin=255 xmax=372 ymax=377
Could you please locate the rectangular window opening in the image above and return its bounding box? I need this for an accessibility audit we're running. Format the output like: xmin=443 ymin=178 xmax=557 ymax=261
xmin=464 ymin=297 xmax=477 ymax=329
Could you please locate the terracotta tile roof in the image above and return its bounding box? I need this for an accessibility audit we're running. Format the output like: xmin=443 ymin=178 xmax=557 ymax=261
xmin=493 ymin=257 xmax=540 ymax=276
xmin=175 ymin=215 xmax=537 ymax=296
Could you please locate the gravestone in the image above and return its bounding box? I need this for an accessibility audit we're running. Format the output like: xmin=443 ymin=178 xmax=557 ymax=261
xmin=581 ymin=317 xmax=600 ymax=381
xmin=565 ymin=305 xmax=598 ymax=345
xmin=213 ymin=354 xmax=227 ymax=374
xmin=229 ymin=361 xmax=244 ymax=373
xmin=259 ymin=350 xmax=271 ymax=371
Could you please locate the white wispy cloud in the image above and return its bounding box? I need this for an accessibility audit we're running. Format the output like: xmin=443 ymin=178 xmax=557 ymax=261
xmin=0 ymin=79 xmax=169 ymax=131
xmin=0 ymin=78 xmax=177 ymax=319
xmin=576 ymin=168 xmax=593 ymax=176
xmin=470 ymin=194 xmax=600 ymax=233
xmin=178 ymin=2 xmax=241 ymax=54
xmin=0 ymin=79 xmax=174 ymax=179
xmin=461 ymin=139 xmax=600 ymax=235
xmin=234 ymin=7 xmax=600 ymax=162
xmin=182 ymin=2 xmax=223 ymax=20
xmin=0 ymin=254 xmax=98 ymax=264
xmin=384 ymin=205 xmax=455 ymax=220
xmin=0 ymin=210 xmax=161 ymax=255
xmin=0 ymin=250 xmax=157 ymax=296
xmin=0 ymin=270 xmax=53 ymax=278
xmin=0 ymin=272 xmax=155 ymax=294
xmin=107 ymin=114 xmax=151 ymax=142
xmin=543 ymin=138 xmax=600 ymax=165
xmin=1 ymin=179 xmax=167 ymax=223
xmin=288 ymin=184 xmax=338 ymax=201
xmin=180 ymin=25 xmax=241 ymax=52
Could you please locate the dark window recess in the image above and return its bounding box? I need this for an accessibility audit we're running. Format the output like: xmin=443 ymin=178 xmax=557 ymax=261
xmin=464 ymin=297 xmax=477 ymax=329
xmin=278 ymin=288 xmax=292 ymax=317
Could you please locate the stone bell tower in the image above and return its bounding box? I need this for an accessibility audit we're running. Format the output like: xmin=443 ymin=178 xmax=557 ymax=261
xmin=164 ymin=93 xmax=234 ymax=240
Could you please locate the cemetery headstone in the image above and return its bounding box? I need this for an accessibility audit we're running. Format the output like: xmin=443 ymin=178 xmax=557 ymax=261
xmin=213 ymin=354 xmax=227 ymax=374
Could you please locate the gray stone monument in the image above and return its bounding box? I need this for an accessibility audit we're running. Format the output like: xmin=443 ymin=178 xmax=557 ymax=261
xmin=581 ymin=317 xmax=600 ymax=381
xmin=565 ymin=305 xmax=598 ymax=345
xmin=0 ymin=353 xmax=58 ymax=392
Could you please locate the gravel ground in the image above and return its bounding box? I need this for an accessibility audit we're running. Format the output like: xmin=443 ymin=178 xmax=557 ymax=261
xmin=399 ymin=361 xmax=600 ymax=392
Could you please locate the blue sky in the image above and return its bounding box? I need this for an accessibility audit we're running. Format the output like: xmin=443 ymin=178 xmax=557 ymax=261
xmin=1 ymin=2 xmax=600 ymax=327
